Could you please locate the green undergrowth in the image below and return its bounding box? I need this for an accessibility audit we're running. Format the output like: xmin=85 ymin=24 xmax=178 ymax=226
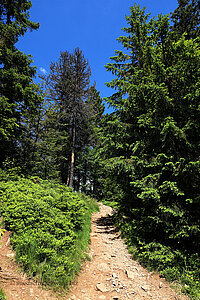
xmin=115 ymin=215 xmax=200 ymax=299
xmin=0 ymin=176 xmax=99 ymax=290
xmin=0 ymin=288 xmax=7 ymax=300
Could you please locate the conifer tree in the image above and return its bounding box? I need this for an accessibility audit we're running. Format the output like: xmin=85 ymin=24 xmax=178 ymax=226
xmin=80 ymin=85 xmax=105 ymax=194
xmin=0 ymin=0 xmax=42 ymax=166
xmin=86 ymin=85 xmax=105 ymax=127
xmin=43 ymin=48 xmax=91 ymax=187
xmin=103 ymin=3 xmax=200 ymax=253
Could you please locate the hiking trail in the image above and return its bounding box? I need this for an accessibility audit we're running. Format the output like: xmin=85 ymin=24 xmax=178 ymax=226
xmin=0 ymin=203 xmax=190 ymax=299
xmin=67 ymin=203 xmax=189 ymax=300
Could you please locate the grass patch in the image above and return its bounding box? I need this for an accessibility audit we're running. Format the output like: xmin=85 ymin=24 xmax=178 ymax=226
xmin=0 ymin=177 xmax=98 ymax=290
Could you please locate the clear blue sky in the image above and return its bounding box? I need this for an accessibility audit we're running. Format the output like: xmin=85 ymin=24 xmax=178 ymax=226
xmin=17 ymin=0 xmax=178 ymax=110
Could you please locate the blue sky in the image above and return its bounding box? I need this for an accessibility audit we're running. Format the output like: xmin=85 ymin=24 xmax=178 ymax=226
xmin=17 ymin=0 xmax=178 ymax=109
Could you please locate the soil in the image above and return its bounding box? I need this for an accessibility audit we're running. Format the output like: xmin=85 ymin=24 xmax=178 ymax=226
xmin=0 ymin=203 xmax=190 ymax=300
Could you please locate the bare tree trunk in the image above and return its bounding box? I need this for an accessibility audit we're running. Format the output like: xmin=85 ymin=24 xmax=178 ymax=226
xmin=77 ymin=169 xmax=81 ymax=192
xmin=68 ymin=117 xmax=76 ymax=188
xmin=82 ymin=161 xmax=87 ymax=193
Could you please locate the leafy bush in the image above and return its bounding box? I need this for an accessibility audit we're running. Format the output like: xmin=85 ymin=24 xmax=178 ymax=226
xmin=0 ymin=177 xmax=98 ymax=289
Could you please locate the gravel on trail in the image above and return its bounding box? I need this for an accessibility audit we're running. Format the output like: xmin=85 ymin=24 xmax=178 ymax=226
xmin=67 ymin=203 xmax=190 ymax=300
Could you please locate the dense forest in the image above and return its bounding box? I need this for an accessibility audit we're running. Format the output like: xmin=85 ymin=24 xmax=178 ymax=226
xmin=0 ymin=0 xmax=200 ymax=299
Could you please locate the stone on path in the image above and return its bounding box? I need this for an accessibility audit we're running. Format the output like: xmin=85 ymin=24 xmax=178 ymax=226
xmin=126 ymin=270 xmax=135 ymax=280
xmin=96 ymin=283 xmax=110 ymax=293
xmin=141 ymin=285 xmax=151 ymax=292
xmin=97 ymin=262 xmax=110 ymax=273
xmin=112 ymin=272 xmax=118 ymax=278
xmin=99 ymin=295 xmax=106 ymax=299
xmin=6 ymin=253 xmax=15 ymax=258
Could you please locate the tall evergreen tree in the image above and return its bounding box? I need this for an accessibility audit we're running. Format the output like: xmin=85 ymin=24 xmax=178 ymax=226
xmin=80 ymin=85 xmax=105 ymax=194
xmin=0 ymin=0 xmax=42 ymax=167
xmin=43 ymin=48 xmax=92 ymax=187
xmin=102 ymin=3 xmax=200 ymax=254
xmin=86 ymin=85 xmax=105 ymax=127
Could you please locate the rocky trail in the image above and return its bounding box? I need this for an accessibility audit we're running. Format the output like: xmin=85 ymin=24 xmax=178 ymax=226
xmin=67 ymin=203 xmax=189 ymax=300
xmin=0 ymin=203 xmax=190 ymax=300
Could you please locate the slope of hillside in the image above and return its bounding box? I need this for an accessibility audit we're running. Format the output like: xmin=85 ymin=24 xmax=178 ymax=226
xmin=0 ymin=177 xmax=98 ymax=294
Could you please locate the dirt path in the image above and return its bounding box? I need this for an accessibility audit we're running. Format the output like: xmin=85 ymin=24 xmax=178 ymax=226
xmin=0 ymin=203 xmax=190 ymax=299
xmin=67 ymin=203 xmax=189 ymax=300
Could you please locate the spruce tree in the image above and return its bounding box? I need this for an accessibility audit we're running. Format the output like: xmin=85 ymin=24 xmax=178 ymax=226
xmin=0 ymin=0 xmax=42 ymax=166
xmin=81 ymin=85 xmax=105 ymax=194
xmin=43 ymin=48 xmax=91 ymax=187
xmin=103 ymin=3 xmax=200 ymax=254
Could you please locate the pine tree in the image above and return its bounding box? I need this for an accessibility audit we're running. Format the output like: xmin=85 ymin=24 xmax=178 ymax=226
xmin=0 ymin=0 xmax=42 ymax=166
xmin=43 ymin=48 xmax=91 ymax=187
xmin=103 ymin=3 xmax=200 ymax=253
xmin=86 ymin=85 xmax=105 ymax=127
xmin=79 ymin=85 xmax=105 ymax=194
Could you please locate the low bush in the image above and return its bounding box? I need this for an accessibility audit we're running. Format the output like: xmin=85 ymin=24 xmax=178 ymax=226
xmin=0 ymin=177 xmax=98 ymax=289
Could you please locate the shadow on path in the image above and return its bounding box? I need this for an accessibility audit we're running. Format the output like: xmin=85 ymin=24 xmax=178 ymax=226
xmin=94 ymin=214 xmax=118 ymax=235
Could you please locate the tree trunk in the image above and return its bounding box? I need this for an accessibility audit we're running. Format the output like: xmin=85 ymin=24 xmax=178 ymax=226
xmin=68 ymin=117 xmax=76 ymax=188
xmin=77 ymin=169 xmax=81 ymax=192
xmin=82 ymin=161 xmax=87 ymax=192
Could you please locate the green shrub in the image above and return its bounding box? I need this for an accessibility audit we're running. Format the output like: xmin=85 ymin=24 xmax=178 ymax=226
xmin=0 ymin=177 xmax=98 ymax=289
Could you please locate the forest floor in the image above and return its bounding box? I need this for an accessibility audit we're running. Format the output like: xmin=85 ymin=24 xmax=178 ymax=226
xmin=0 ymin=203 xmax=190 ymax=300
